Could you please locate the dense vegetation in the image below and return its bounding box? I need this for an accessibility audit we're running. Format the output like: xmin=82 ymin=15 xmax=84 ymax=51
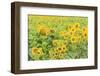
xmin=28 ymin=15 xmax=88 ymax=60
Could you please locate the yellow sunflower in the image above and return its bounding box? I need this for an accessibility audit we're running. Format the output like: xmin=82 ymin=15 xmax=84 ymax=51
xmin=32 ymin=47 xmax=38 ymax=56
xmin=49 ymin=49 xmax=58 ymax=59
xmin=74 ymin=23 xmax=80 ymax=29
xmin=56 ymin=47 xmax=64 ymax=53
xmin=63 ymin=35 xmax=69 ymax=40
xmin=40 ymin=28 xmax=49 ymax=35
xmin=52 ymin=40 xmax=58 ymax=46
xmin=70 ymin=36 xmax=78 ymax=43
xmin=68 ymin=30 xmax=75 ymax=36
xmin=82 ymin=26 xmax=88 ymax=33
xmin=52 ymin=40 xmax=65 ymax=46
xmin=59 ymin=31 xmax=67 ymax=37
xmin=81 ymin=26 xmax=88 ymax=41
xmin=61 ymin=45 xmax=67 ymax=52
xmin=77 ymin=35 xmax=81 ymax=43
xmin=56 ymin=46 xmax=67 ymax=59
xmin=31 ymin=47 xmax=44 ymax=57
xmin=50 ymin=29 xmax=56 ymax=33
xmin=49 ymin=47 xmax=66 ymax=59
xmin=82 ymin=31 xmax=88 ymax=41
xmin=36 ymin=25 xmax=50 ymax=36
xmin=68 ymin=25 xmax=72 ymax=30
xmin=70 ymin=26 xmax=76 ymax=33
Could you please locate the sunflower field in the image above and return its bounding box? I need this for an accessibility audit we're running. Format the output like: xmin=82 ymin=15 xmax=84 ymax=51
xmin=28 ymin=15 xmax=88 ymax=60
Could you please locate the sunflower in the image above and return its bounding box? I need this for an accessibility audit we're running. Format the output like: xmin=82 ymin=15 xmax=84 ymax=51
xmin=39 ymin=28 xmax=49 ymax=35
xmin=36 ymin=24 xmax=44 ymax=32
xmin=55 ymin=45 xmax=67 ymax=52
xmin=52 ymin=40 xmax=65 ymax=46
xmin=31 ymin=47 xmax=44 ymax=57
xmin=56 ymin=47 xmax=62 ymax=51
xmin=59 ymin=31 xmax=67 ymax=37
xmin=36 ymin=25 xmax=50 ymax=36
xmin=82 ymin=31 xmax=88 ymax=41
xmin=63 ymin=35 xmax=69 ymax=40
xmin=74 ymin=23 xmax=80 ymax=29
xmin=32 ymin=47 xmax=38 ymax=56
xmin=82 ymin=26 xmax=88 ymax=33
xmin=70 ymin=36 xmax=78 ymax=43
xmin=70 ymin=26 xmax=76 ymax=33
xmin=56 ymin=46 xmax=67 ymax=59
xmin=61 ymin=45 xmax=67 ymax=52
xmin=77 ymin=35 xmax=81 ymax=43
xmin=49 ymin=49 xmax=58 ymax=59
xmin=50 ymin=29 xmax=56 ymax=33
xmin=81 ymin=26 xmax=88 ymax=41
xmin=52 ymin=40 xmax=58 ymax=46
xmin=49 ymin=47 xmax=66 ymax=59
xmin=68 ymin=25 xmax=72 ymax=30
xmin=68 ymin=30 xmax=74 ymax=36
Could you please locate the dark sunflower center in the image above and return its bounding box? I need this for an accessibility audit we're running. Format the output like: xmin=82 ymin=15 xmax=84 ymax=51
xmin=72 ymin=38 xmax=75 ymax=41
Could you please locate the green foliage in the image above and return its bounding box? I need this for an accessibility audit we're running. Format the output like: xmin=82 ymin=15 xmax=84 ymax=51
xmin=28 ymin=15 xmax=88 ymax=60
